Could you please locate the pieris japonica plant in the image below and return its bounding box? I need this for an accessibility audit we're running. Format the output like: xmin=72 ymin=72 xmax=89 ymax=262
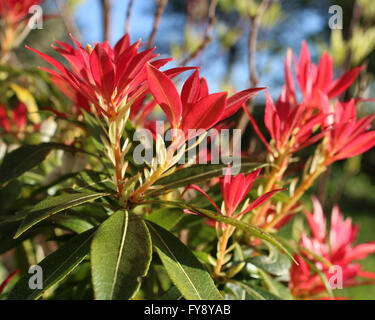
xmin=1 ymin=13 xmax=375 ymax=300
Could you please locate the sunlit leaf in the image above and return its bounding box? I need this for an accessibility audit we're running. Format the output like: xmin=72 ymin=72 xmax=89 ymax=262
xmin=91 ymin=210 xmax=152 ymax=300
xmin=14 ymin=191 xmax=108 ymax=238
xmin=7 ymin=228 xmax=96 ymax=300
xmin=0 ymin=143 xmax=89 ymax=186
xmin=146 ymin=221 xmax=222 ymax=300
xmin=148 ymin=162 xmax=267 ymax=197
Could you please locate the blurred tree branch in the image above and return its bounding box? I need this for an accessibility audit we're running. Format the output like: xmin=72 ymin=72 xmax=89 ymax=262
xmin=55 ymin=0 xmax=82 ymax=41
xmin=100 ymin=0 xmax=112 ymax=42
xmin=343 ymin=0 xmax=361 ymax=72
xmin=181 ymin=0 xmax=218 ymax=66
xmin=236 ymin=0 xmax=271 ymax=138
xmin=147 ymin=0 xmax=168 ymax=49
xmin=125 ymin=0 xmax=134 ymax=34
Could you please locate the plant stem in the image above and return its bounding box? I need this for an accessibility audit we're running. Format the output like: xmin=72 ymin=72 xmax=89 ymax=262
xmin=264 ymin=163 xmax=326 ymax=231
xmin=214 ymin=226 xmax=231 ymax=277
xmin=129 ymin=136 xmax=184 ymax=202
xmin=114 ymin=136 xmax=124 ymax=197
xmin=252 ymin=150 xmax=289 ymax=225
xmin=130 ymin=164 xmax=166 ymax=202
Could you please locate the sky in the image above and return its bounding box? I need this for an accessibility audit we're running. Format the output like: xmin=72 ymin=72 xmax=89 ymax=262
xmin=71 ymin=0 xmax=325 ymax=98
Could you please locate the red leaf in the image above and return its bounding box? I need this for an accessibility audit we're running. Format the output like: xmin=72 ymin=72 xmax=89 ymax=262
xmin=164 ymin=66 xmax=197 ymax=78
xmin=0 ymin=105 xmax=11 ymax=133
xmin=334 ymin=131 xmax=375 ymax=161
xmin=264 ymin=92 xmax=280 ymax=143
xmin=52 ymin=41 xmax=87 ymax=77
xmin=183 ymin=184 xmax=223 ymax=215
xmin=239 ymin=188 xmax=285 ymax=216
xmin=314 ymin=51 xmax=333 ymax=92
xmin=357 ymin=270 xmax=375 ymax=280
xmin=26 ymin=45 xmax=75 ymax=83
xmin=221 ymin=87 xmax=265 ymax=120
xmin=118 ymin=48 xmax=157 ymax=93
xmin=346 ymin=242 xmax=375 ymax=264
xmin=11 ymin=102 xmax=27 ymax=132
xmin=181 ymin=92 xmax=227 ymax=136
xmin=150 ymin=57 xmax=173 ymax=69
xmin=114 ymin=34 xmax=130 ymax=59
xmin=284 ymin=48 xmax=297 ymax=104
xmin=89 ymin=44 xmax=115 ymax=102
xmin=294 ymin=112 xmax=324 ymax=140
xmin=297 ymin=40 xmax=311 ymax=95
xmin=327 ymin=66 xmax=363 ymax=98
xmin=199 ymin=77 xmax=209 ymax=98
xmin=115 ymin=40 xmax=141 ymax=83
xmin=181 ymin=70 xmax=201 ymax=116
xmin=146 ymin=63 xmax=182 ymax=129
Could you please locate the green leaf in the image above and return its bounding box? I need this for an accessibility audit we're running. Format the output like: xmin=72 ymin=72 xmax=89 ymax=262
xmin=224 ymin=281 xmax=281 ymax=300
xmin=193 ymin=250 xmax=216 ymax=265
xmin=0 ymin=180 xmax=22 ymax=212
xmin=245 ymin=284 xmax=281 ymax=300
xmin=146 ymin=221 xmax=223 ymax=300
xmin=91 ymin=210 xmax=152 ymax=300
xmin=7 ymin=228 xmax=96 ymax=300
xmin=151 ymin=201 xmax=296 ymax=264
xmin=14 ymin=191 xmax=108 ymax=238
xmin=31 ymin=170 xmax=114 ymax=197
xmin=198 ymin=207 xmax=296 ymax=262
xmin=247 ymin=243 xmax=291 ymax=276
xmin=147 ymin=162 xmax=267 ymax=197
xmin=0 ymin=143 xmax=88 ymax=186
xmin=146 ymin=207 xmax=184 ymax=230
xmin=158 ymin=286 xmax=183 ymax=300
xmin=0 ymin=220 xmax=30 ymax=254
xmin=81 ymin=110 xmax=106 ymax=147
xmin=74 ymin=170 xmax=115 ymax=193
xmin=258 ymin=269 xmax=293 ymax=300
xmin=51 ymin=215 xmax=95 ymax=234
